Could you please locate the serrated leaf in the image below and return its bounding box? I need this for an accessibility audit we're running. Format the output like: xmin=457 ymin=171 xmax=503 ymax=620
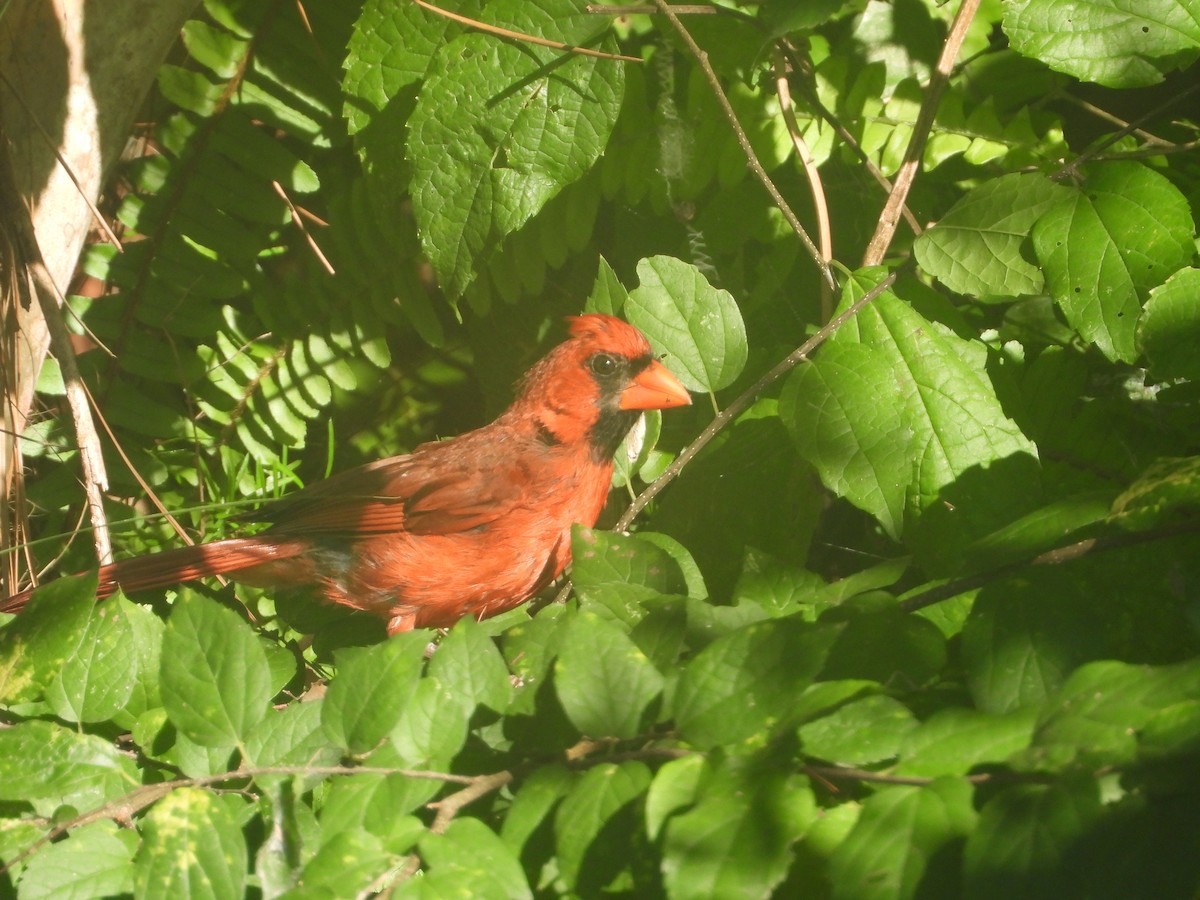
xmin=1032 ymin=161 xmax=1195 ymax=362
xmin=428 ymin=615 xmax=512 ymax=713
xmin=798 ymin=695 xmax=919 ymax=765
xmin=160 ymin=592 xmax=273 ymax=748
xmin=829 ymin=778 xmax=977 ymax=900
xmin=1031 ymin=658 xmax=1200 ymax=770
xmin=626 ymin=255 xmax=747 ymax=392
xmin=0 ymin=720 xmax=137 ymax=809
xmin=244 ymin=699 xmax=341 ymax=773
xmin=133 ymin=787 xmax=247 ymax=900
xmin=585 ymin=255 xmax=628 ymax=315
xmin=781 ymin=272 xmax=1040 ymax=567
xmin=406 ymin=0 xmax=623 ymax=295
xmin=389 ymin=676 xmax=471 ymax=764
xmin=963 ymin=779 xmax=1103 ymax=899
xmin=645 ymin=754 xmax=706 ymax=841
xmin=415 ymin=818 xmax=532 ymax=899
xmin=295 ymin=829 xmax=391 ymax=897
xmin=897 ymin=707 xmax=1038 ymax=777
xmin=961 ymin=571 xmax=1112 ymax=714
xmin=674 ymin=618 xmax=842 ymax=749
xmin=554 ymin=610 xmax=664 ymax=739
xmin=914 ymin=173 xmax=1069 ymax=297
xmin=662 ymin=764 xmax=815 ymax=900
xmin=0 ymin=572 xmax=96 ymax=704
xmin=500 ymin=764 xmax=574 ymax=853
xmin=17 ymin=823 xmax=135 ymax=900
xmin=1138 ymin=267 xmax=1200 ymax=381
xmin=46 ymin=597 xmax=138 ymax=723
xmin=321 ymin=632 xmax=428 ymax=755
xmin=554 ymin=761 xmax=652 ymax=891
xmin=1004 ymin=0 xmax=1200 ymax=88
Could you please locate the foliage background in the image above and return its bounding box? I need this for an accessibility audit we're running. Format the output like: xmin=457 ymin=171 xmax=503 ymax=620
xmin=2 ymin=0 xmax=1200 ymax=896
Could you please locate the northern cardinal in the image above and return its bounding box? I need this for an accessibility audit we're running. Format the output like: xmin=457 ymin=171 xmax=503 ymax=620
xmin=1 ymin=314 xmax=691 ymax=633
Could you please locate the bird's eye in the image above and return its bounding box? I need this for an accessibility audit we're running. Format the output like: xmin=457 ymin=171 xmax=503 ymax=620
xmin=589 ymin=353 xmax=619 ymax=376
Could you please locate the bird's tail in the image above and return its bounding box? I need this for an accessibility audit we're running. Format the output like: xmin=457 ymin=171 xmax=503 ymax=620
xmin=0 ymin=536 xmax=310 ymax=615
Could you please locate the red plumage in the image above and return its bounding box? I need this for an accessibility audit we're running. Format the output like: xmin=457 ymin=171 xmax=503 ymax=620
xmin=1 ymin=315 xmax=691 ymax=633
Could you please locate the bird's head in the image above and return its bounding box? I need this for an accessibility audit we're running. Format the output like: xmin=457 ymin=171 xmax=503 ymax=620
xmin=511 ymin=314 xmax=691 ymax=461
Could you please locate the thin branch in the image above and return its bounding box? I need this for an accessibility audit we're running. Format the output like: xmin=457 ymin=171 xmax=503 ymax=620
xmin=1053 ymin=81 xmax=1200 ymax=182
xmin=861 ymin=0 xmax=980 ymax=265
xmin=781 ymin=42 xmax=922 ymax=238
xmin=273 ymin=181 xmax=335 ymax=275
xmin=898 ymin=518 xmax=1200 ymax=614
xmin=652 ymin=0 xmax=835 ymax=294
xmin=772 ymin=46 xmax=833 ymax=320
xmin=427 ymin=770 xmax=515 ymax=835
xmin=410 ymin=0 xmax=642 ymax=63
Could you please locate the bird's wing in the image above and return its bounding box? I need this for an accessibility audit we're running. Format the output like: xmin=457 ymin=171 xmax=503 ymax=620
xmin=255 ymin=431 xmax=534 ymax=537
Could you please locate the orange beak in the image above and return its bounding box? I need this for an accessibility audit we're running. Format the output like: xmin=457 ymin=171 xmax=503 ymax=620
xmin=619 ymin=359 xmax=692 ymax=411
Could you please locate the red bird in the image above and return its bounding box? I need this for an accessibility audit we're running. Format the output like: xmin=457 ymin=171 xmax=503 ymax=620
xmin=0 ymin=315 xmax=691 ymax=633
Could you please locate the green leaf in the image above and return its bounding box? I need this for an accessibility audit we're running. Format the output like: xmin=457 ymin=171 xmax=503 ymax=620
xmin=570 ymin=526 xmax=695 ymax=621
xmin=961 ymin=571 xmax=1113 ymax=714
xmin=321 ymin=632 xmax=428 ymax=755
xmin=1109 ymin=456 xmax=1200 ymax=530
xmin=585 ymin=255 xmax=628 ymax=315
xmin=782 ymin=273 xmax=1040 ymax=566
xmin=829 ymin=778 xmax=978 ymax=900
xmin=1138 ymin=267 xmax=1200 ymax=381
xmin=963 ymin=779 xmax=1102 ymax=900
xmin=1029 ymin=658 xmax=1200 ymax=770
xmin=46 ymin=596 xmax=138 ymax=723
xmin=343 ymin=0 xmax=480 ymax=134
xmin=896 ymin=707 xmax=1038 ymax=777
xmin=554 ymin=761 xmax=652 ymax=891
xmin=798 ymin=695 xmax=919 ymax=765
xmin=626 ymin=255 xmax=748 ymax=392
xmin=554 ymin=610 xmax=665 ymax=739
xmin=0 ymin=572 xmax=96 ymax=705
xmin=645 ymin=754 xmax=706 ymax=841
xmin=662 ymin=764 xmax=815 ymax=900
xmin=1004 ymin=0 xmax=1200 ymax=88
xmin=406 ymin=0 xmax=623 ymax=294
xmin=320 ymin=772 xmax=438 ymax=844
xmin=914 ymin=173 xmax=1069 ymax=297
xmin=295 ymin=829 xmax=392 ymax=897
xmin=17 ymin=823 xmax=135 ymax=900
xmin=160 ymin=592 xmax=273 ymax=748
xmin=244 ymin=699 xmax=341 ymax=772
xmin=1032 ymin=161 xmax=1195 ymax=362
xmin=0 ymin=719 xmax=137 ymax=809
xmin=133 ymin=788 xmax=247 ymax=900
xmin=389 ymin=676 xmax=471 ymax=764
xmin=820 ymin=597 xmax=948 ymax=686
xmin=412 ymin=818 xmax=532 ymax=899
xmin=428 ymin=615 xmax=512 ymax=713
xmin=674 ymin=618 xmax=842 ymax=749
xmin=500 ymin=764 xmax=574 ymax=853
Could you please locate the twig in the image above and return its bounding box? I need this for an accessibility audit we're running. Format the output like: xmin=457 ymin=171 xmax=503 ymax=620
xmin=898 ymin=518 xmax=1200 ymax=614
xmin=861 ymin=0 xmax=980 ymax=265
xmin=781 ymin=42 xmax=922 ymax=238
xmin=427 ymin=770 xmax=515 ymax=835
xmin=272 ymin=181 xmax=335 ymax=275
xmin=772 ymin=46 xmax=833 ymax=320
xmin=652 ymin=0 xmax=835 ymax=294
xmin=410 ymin=0 xmax=642 ymax=63
xmin=1052 ymin=81 xmax=1200 ymax=182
